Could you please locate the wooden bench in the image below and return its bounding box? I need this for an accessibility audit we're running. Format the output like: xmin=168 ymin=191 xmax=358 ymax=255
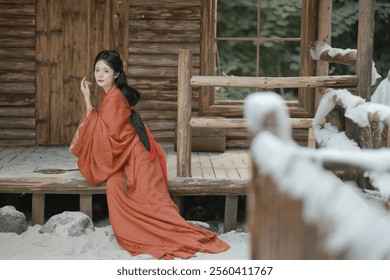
xmin=0 ymin=176 xmax=250 ymax=233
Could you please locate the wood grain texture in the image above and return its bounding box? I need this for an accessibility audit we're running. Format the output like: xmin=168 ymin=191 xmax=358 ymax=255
xmin=0 ymin=1 xmax=36 ymax=145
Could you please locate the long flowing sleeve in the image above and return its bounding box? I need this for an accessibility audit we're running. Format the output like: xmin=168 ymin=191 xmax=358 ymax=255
xmin=70 ymin=87 xmax=141 ymax=186
xmin=70 ymin=86 xmax=229 ymax=260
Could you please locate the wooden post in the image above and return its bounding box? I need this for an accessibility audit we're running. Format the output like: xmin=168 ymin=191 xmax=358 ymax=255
xmin=224 ymin=195 xmax=238 ymax=233
xmin=314 ymin=0 xmax=332 ymax=112
xmin=177 ymin=50 xmax=192 ymax=177
xmin=356 ymin=0 xmax=376 ymax=100
xmin=298 ymin=0 xmax=318 ymax=116
xmin=80 ymin=194 xmax=93 ymax=219
xmin=199 ymin=0 xmax=216 ymax=114
xmin=31 ymin=193 xmax=45 ymax=225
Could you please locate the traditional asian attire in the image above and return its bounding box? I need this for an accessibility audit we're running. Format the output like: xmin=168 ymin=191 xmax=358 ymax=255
xmin=70 ymin=85 xmax=230 ymax=259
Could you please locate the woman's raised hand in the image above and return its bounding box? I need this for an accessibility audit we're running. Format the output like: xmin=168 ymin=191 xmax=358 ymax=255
xmin=80 ymin=76 xmax=92 ymax=99
xmin=80 ymin=76 xmax=93 ymax=113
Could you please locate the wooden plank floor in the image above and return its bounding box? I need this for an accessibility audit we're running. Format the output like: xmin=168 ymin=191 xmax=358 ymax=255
xmin=0 ymin=144 xmax=251 ymax=181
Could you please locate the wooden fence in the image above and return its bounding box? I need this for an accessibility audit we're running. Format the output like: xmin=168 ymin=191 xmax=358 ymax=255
xmin=176 ymin=49 xmax=359 ymax=177
xmin=247 ymin=92 xmax=390 ymax=259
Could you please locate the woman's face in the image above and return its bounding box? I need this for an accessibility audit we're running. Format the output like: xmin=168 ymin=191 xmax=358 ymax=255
xmin=94 ymin=60 xmax=116 ymax=92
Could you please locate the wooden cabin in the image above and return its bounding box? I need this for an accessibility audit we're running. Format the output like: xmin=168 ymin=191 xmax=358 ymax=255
xmin=0 ymin=0 xmax=377 ymax=235
xmin=0 ymin=0 xmax=373 ymax=148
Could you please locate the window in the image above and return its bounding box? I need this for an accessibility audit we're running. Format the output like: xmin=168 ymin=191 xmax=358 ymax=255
xmin=200 ymin=0 xmax=316 ymax=118
xmin=215 ymin=0 xmax=301 ymax=101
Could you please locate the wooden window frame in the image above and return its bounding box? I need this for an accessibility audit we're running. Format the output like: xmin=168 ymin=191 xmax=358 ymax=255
xmin=200 ymin=0 xmax=317 ymax=118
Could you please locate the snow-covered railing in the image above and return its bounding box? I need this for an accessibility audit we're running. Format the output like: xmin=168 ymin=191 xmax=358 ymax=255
xmin=246 ymin=92 xmax=390 ymax=259
xmin=310 ymin=41 xmax=381 ymax=87
xmin=314 ymin=88 xmax=390 ymax=199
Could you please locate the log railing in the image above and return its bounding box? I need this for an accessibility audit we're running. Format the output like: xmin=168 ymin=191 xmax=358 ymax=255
xmin=177 ymin=49 xmax=359 ymax=177
xmin=247 ymin=92 xmax=390 ymax=259
xmin=313 ymin=88 xmax=390 ymax=195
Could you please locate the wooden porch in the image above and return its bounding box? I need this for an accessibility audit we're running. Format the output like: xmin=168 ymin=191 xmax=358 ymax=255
xmin=0 ymin=143 xmax=251 ymax=232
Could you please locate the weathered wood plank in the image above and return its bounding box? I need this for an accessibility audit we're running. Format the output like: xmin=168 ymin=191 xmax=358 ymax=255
xmin=130 ymin=20 xmax=200 ymax=32
xmin=0 ymin=60 xmax=35 ymax=71
xmin=190 ymin=152 xmax=203 ymax=178
xmin=0 ymin=0 xmax=35 ymax=4
xmin=0 ymin=177 xmax=250 ymax=196
xmin=129 ymin=54 xmax=200 ymax=67
xmin=0 ymin=94 xmax=35 ymax=106
xmin=129 ymin=6 xmax=201 ymax=20
xmin=31 ymin=193 xmax=45 ymax=225
xmin=198 ymin=153 xmax=215 ymax=179
xmin=141 ymin=110 xmax=177 ymax=121
xmin=129 ymin=30 xmax=200 ymax=43
xmin=208 ymin=152 xmax=229 ymax=179
xmin=0 ymin=26 xmax=35 ymax=37
xmin=36 ymin=0 xmax=62 ymax=145
xmin=0 ymin=71 xmax=35 ymax=82
xmin=80 ymin=194 xmax=93 ymax=219
xmin=191 ymin=75 xmax=359 ymax=89
xmin=144 ymin=120 xmax=175 ymax=132
xmin=0 ymin=16 xmax=35 ymax=27
xmin=314 ymin=0 xmax=332 ymax=110
xmin=0 ymin=139 xmax=35 ymax=146
xmin=129 ymin=43 xmax=200 ymax=55
xmin=0 ymin=4 xmax=35 ymax=16
xmin=0 ymin=117 xmax=35 ymax=129
xmin=136 ymin=100 xmax=197 ymax=111
xmin=356 ymin=0 xmax=375 ymax=100
xmin=1 ymin=82 xmax=35 ymax=94
xmin=176 ymin=50 xmax=192 ymax=177
xmin=0 ymin=128 xmax=35 ymax=140
xmin=224 ymin=195 xmax=238 ymax=233
xmin=62 ymin=0 xmax=90 ymax=144
xmin=130 ymin=0 xmax=201 ymax=7
xmin=0 ymin=106 xmax=35 ymax=117
xmin=0 ymin=37 xmax=35 ymax=47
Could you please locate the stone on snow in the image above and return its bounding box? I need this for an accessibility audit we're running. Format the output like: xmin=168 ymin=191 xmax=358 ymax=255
xmin=39 ymin=211 xmax=94 ymax=237
xmin=0 ymin=205 xmax=27 ymax=235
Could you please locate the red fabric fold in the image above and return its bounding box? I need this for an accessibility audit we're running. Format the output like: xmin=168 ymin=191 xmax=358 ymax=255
xmin=70 ymin=85 xmax=229 ymax=259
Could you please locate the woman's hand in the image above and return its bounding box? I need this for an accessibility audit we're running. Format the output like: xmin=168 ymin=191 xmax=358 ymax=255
xmin=80 ymin=76 xmax=92 ymax=99
xmin=80 ymin=76 xmax=93 ymax=113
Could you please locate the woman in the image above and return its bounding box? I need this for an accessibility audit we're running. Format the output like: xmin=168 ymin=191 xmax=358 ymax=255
xmin=70 ymin=50 xmax=230 ymax=259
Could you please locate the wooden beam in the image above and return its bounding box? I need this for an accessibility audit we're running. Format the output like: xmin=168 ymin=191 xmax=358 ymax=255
xmin=0 ymin=177 xmax=250 ymax=196
xmin=317 ymin=48 xmax=357 ymax=66
xmin=199 ymin=0 xmax=216 ymax=114
xmin=224 ymin=195 xmax=238 ymax=233
xmin=314 ymin=0 xmax=333 ymax=112
xmin=177 ymin=50 xmax=192 ymax=177
xmin=190 ymin=117 xmax=313 ymax=129
xmin=191 ymin=75 xmax=359 ymax=89
xmin=299 ymin=0 xmax=318 ymax=117
xmin=356 ymin=0 xmax=376 ymax=100
xmin=36 ymin=0 xmax=63 ymax=145
xmin=80 ymin=194 xmax=93 ymax=219
xmin=31 ymin=193 xmax=45 ymax=225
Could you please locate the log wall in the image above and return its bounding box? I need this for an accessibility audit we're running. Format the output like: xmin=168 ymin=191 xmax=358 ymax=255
xmin=128 ymin=0 xmax=201 ymax=142
xmin=0 ymin=0 xmax=36 ymax=146
xmin=0 ymin=0 xmax=202 ymax=146
xmin=36 ymin=0 xmax=130 ymax=145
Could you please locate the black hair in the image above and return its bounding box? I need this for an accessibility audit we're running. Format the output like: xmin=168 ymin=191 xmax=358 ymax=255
xmin=94 ymin=50 xmax=140 ymax=106
xmin=94 ymin=50 xmax=150 ymax=150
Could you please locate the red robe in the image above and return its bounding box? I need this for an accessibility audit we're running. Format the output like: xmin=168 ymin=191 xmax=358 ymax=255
xmin=70 ymin=85 xmax=230 ymax=259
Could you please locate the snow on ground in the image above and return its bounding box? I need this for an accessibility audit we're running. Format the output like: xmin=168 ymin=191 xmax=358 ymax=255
xmin=0 ymin=220 xmax=249 ymax=260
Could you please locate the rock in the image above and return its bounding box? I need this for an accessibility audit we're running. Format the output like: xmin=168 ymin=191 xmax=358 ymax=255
xmin=0 ymin=205 xmax=27 ymax=235
xmin=39 ymin=211 xmax=94 ymax=237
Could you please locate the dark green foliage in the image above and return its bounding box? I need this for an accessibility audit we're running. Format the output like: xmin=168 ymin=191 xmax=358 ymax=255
xmin=216 ymin=0 xmax=390 ymax=100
